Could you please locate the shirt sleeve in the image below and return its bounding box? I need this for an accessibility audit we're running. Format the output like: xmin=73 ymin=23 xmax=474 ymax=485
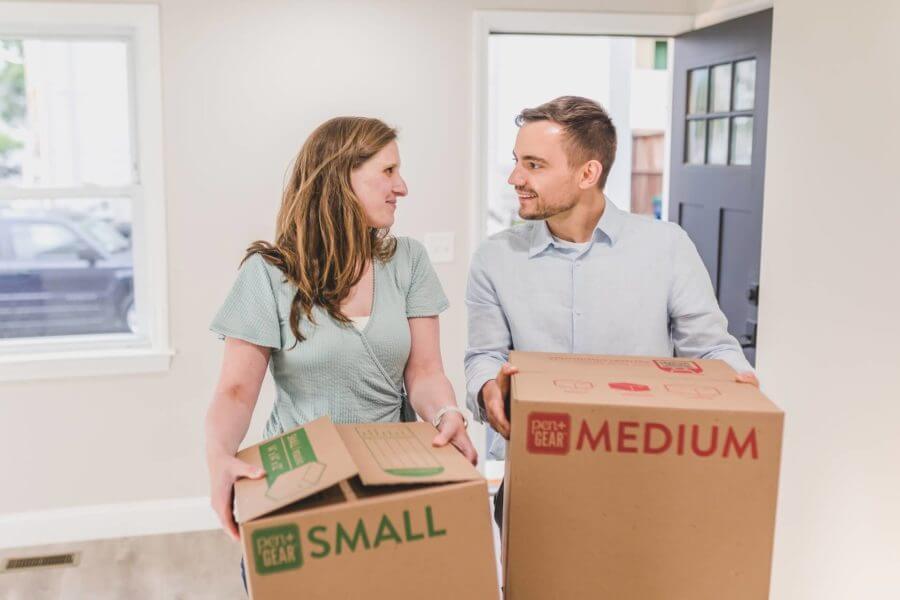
xmin=209 ymin=253 xmax=283 ymax=350
xmin=668 ymin=227 xmax=753 ymax=374
xmin=464 ymin=244 xmax=512 ymax=423
xmin=404 ymin=238 xmax=450 ymax=318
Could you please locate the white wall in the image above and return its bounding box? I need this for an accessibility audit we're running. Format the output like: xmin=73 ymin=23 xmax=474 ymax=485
xmin=0 ymin=0 xmax=697 ymax=519
xmin=759 ymin=1 xmax=900 ymax=598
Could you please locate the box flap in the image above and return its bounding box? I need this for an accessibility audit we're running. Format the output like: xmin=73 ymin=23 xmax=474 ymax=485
xmin=509 ymin=351 xmax=781 ymax=414
xmin=234 ymin=416 xmax=359 ymax=523
xmin=510 ymin=351 xmax=740 ymax=382
xmin=336 ymin=422 xmax=481 ymax=486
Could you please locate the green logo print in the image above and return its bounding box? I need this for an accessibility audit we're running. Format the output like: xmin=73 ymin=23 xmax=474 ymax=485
xmin=253 ymin=524 xmax=303 ymax=574
xmin=259 ymin=429 xmax=326 ymax=500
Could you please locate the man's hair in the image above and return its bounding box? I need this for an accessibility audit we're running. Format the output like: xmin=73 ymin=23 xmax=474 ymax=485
xmin=515 ymin=95 xmax=617 ymax=189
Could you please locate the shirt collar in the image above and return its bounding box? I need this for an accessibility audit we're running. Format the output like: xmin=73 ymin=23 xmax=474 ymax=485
xmin=527 ymin=196 xmax=624 ymax=258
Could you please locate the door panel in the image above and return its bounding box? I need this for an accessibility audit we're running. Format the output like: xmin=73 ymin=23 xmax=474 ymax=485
xmin=669 ymin=9 xmax=772 ymax=365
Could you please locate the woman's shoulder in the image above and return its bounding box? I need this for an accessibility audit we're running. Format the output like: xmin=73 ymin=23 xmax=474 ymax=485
xmin=386 ymin=236 xmax=427 ymax=266
xmin=238 ymin=251 xmax=292 ymax=293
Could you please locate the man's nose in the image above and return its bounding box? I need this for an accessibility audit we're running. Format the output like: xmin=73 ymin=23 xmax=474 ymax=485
xmin=508 ymin=165 xmax=525 ymax=187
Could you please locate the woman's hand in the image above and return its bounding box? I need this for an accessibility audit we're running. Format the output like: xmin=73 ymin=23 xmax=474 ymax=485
xmin=432 ymin=411 xmax=478 ymax=465
xmin=208 ymin=452 xmax=266 ymax=541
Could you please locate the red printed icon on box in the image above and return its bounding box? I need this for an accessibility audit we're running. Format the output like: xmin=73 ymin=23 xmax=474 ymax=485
xmin=553 ymin=379 xmax=594 ymax=393
xmin=527 ymin=412 xmax=571 ymax=455
xmin=609 ymin=382 xmax=651 ymax=392
xmin=653 ymin=359 xmax=703 ymax=374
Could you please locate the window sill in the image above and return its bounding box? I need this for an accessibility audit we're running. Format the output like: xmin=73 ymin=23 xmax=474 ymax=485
xmin=0 ymin=347 xmax=175 ymax=382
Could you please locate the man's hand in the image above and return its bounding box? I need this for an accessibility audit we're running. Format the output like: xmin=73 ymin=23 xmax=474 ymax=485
xmin=479 ymin=363 xmax=519 ymax=440
xmin=735 ymin=371 xmax=760 ymax=387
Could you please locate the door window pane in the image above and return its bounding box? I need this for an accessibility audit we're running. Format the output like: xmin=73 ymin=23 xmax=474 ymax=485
xmin=710 ymin=63 xmax=732 ymax=113
xmin=734 ymin=59 xmax=757 ymax=111
xmin=687 ymin=68 xmax=709 ymax=115
xmin=708 ymin=118 xmax=729 ymax=165
xmin=686 ymin=120 xmax=707 ymax=164
xmin=730 ymin=116 xmax=753 ymax=165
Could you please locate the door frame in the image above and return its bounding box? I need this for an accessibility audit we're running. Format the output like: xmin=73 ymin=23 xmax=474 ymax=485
xmin=469 ymin=2 xmax=773 ymax=477
xmin=470 ymin=1 xmax=774 ymax=253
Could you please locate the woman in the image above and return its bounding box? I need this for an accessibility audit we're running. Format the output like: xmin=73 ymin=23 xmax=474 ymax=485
xmin=205 ymin=117 xmax=476 ymax=542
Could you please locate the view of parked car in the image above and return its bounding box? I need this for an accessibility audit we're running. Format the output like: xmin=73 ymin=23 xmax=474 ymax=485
xmin=0 ymin=210 xmax=135 ymax=339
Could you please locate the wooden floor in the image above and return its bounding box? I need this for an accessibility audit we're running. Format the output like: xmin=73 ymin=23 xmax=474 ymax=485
xmin=0 ymin=529 xmax=246 ymax=600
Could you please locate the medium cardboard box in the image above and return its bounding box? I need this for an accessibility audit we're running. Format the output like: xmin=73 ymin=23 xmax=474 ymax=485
xmin=235 ymin=416 xmax=499 ymax=599
xmin=502 ymin=352 xmax=784 ymax=600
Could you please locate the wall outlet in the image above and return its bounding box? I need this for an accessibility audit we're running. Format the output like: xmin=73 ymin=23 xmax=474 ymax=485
xmin=423 ymin=232 xmax=455 ymax=264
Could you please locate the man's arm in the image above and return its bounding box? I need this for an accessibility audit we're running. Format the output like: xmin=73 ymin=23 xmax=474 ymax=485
xmin=464 ymin=247 xmax=512 ymax=423
xmin=668 ymin=227 xmax=755 ymax=375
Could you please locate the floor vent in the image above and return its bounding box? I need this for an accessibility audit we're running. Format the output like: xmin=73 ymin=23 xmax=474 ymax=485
xmin=2 ymin=552 xmax=80 ymax=572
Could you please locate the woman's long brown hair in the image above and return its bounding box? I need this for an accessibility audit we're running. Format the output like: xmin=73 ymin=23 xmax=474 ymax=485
xmin=244 ymin=117 xmax=398 ymax=344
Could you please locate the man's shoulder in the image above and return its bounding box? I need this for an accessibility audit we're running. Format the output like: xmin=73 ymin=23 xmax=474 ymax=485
xmin=473 ymin=222 xmax=535 ymax=260
xmin=617 ymin=211 xmax=688 ymax=247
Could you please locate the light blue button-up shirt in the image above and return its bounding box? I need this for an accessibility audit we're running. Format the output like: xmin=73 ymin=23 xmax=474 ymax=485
xmin=464 ymin=200 xmax=753 ymax=459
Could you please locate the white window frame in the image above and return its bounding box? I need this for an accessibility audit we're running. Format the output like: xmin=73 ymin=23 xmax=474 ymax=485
xmin=0 ymin=2 xmax=171 ymax=381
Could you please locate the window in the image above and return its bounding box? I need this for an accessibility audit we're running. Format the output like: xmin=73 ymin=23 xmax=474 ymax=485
xmin=684 ymin=58 xmax=756 ymax=166
xmin=0 ymin=3 xmax=170 ymax=380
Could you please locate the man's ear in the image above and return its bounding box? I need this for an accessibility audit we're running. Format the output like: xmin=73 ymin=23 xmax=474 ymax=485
xmin=578 ymin=159 xmax=604 ymax=190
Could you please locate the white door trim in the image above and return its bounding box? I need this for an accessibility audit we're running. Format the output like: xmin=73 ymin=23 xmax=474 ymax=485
xmin=694 ymin=0 xmax=774 ymax=30
xmin=470 ymin=10 xmax=695 ymax=254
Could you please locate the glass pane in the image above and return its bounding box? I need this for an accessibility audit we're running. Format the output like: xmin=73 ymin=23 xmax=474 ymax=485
xmin=710 ymin=63 xmax=732 ymax=112
xmin=686 ymin=120 xmax=707 ymax=164
xmin=708 ymin=118 xmax=729 ymax=165
xmin=654 ymin=40 xmax=668 ymax=70
xmin=734 ymin=59 xmax=757 ymax=111
xmin=0 ymin=38 xmax=133 ymax=188
xmin=0 ymin=197 xmax=136 ymax=339
xmin=687 ymin=68 xmax=709 ymax=115
xmin=731 ymin=116 xmax=753 ymax=165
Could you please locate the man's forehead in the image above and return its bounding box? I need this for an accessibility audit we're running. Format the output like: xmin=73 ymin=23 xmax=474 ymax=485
xmin=515 ymin=121 xmax=568 ymax=158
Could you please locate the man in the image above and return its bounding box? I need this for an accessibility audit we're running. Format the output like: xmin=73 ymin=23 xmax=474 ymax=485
xmin=464 ymin=96 xmax=758 ymax=528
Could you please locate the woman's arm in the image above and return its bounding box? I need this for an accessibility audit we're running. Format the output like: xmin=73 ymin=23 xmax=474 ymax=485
xmin=205 ymin=337 xmax=271 ymax=540
xmin=404 ymin=316 xmax=478 ymax=464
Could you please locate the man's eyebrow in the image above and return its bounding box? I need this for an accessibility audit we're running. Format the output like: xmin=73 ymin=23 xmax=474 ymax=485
xmin=518 ymin=154 xmax=548 ymax=163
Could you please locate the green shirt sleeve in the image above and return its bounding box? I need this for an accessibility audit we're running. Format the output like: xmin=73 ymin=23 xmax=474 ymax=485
xmin=210 ymin=253 xmax=283 ymax=349
xmin=404 ymin=237 xmax=450 ymax=318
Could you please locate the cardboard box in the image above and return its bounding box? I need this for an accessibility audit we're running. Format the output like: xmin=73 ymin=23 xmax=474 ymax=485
xmin=235 ymin=417 xmax=499 ymax=599
xmin=502 ymin=352 xmax=784 ymax=600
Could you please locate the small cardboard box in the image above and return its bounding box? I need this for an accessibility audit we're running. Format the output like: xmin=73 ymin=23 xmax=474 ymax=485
xmin=502 ymin=352 xmax=784 ymax=600
xmin=235 ymin=417 xmax=499 ymax=599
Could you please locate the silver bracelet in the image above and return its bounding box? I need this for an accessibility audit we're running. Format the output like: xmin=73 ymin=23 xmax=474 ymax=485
xmin=432 ymin=405 xmax=468 ymax=429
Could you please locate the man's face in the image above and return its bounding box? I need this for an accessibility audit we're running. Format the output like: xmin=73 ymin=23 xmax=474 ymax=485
xmin=508 ymin=121 xmax=581 ymax=220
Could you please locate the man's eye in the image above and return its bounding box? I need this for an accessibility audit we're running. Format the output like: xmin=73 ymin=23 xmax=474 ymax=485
xmin=385 ymin=167 xmax=394 ymax=174
xmin=529 ymin=162 xmax=540 ymax=169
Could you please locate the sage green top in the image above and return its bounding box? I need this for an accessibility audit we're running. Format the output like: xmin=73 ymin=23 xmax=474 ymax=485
xmin=210 ymin=237 xmax=449 ymax=439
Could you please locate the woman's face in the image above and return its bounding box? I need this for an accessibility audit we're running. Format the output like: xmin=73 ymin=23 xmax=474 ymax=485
xmin=350 ymin=140 xmax=408 ymax=229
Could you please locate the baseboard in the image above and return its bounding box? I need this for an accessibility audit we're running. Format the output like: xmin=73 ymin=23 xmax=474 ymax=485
xmin=0 ymin=496 xmax=219 ymax=550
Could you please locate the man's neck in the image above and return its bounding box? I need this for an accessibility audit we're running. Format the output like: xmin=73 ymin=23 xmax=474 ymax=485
xmin=546 ymin=190 xmax=606 ymax=243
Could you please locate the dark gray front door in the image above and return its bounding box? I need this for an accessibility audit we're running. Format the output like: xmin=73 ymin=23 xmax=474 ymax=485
xmin=668 ymin=9 xmax=772 ymax=365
